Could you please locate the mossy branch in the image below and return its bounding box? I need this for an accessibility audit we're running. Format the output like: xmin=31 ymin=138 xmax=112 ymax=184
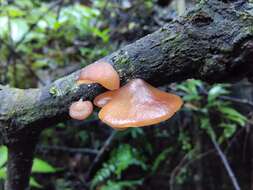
xmin=1 ymin=1 xmax=253 ymax=190
xmin=0 ymin=0 xmax=253 ymax=142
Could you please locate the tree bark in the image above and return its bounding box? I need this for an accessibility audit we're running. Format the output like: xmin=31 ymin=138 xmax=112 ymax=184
xmin=0 ymin=0 xmax=252 ymax=140
xmin=4 ymin=127 xmax=40 ymax=190
xmin=5 ymin=137 xmax=38 ymax=190
xmin=0 ymin=0 xmax=252 ymax=189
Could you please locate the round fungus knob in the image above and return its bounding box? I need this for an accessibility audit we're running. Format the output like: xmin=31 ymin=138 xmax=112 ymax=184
xmin=78 ymin=60 xmax=120 ymax=90
xmin=98 ymin=79 xmax=183 ymax=129
xmin=93 ymin=90 xmax=116 ymax=108
xmin=69 ymin=100 xmax=93 ymax=120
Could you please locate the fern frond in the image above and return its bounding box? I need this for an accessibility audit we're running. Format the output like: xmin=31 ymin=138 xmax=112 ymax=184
xmin=91 ymin=144 xmax=146 ymax=189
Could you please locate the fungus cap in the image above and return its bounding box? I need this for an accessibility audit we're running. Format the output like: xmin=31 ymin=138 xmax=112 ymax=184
xmin=69 ymin=100 xmax=93 ymax=120
xmin=93 ymin=91 xmax=127 ymax=131
xmin=98 ymin=79 xmax=183 ymax=128
xmin=93 ymin=90 xmax=116 ymax=108
xmin=78 ymin=60 xmax=120 ymax=90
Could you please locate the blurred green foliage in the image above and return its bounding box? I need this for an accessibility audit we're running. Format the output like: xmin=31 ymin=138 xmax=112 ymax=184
xmin=178 ymin=80 xmax=247 ymax=142
xmin=0 ymin=145 xmax=58 ymax=188
xmin=91 ymin=144 xmax=146 ymax=189
xmin=0 ymin=0 xmax=250 ymax=190
xmin=0 ymin=0 xmax=111 ymax=88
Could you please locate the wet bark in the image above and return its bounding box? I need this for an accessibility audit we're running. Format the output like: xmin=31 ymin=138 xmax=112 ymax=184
xmin=0 ymin=0 xmax=252 ymax=140
xmin=5 ymin=130 xmax=40 ymax=190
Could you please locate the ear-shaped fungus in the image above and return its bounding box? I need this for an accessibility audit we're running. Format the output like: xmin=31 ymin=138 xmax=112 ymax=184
xmin=98 ymin=79 xmax=183 ymax=129
xmin=78 ymin=60 xmax=120 ymax=90
xmin=93 ymin=90 xmax=116 ymax=108
xmin=69 ymin=100 xmax=93 ymax=120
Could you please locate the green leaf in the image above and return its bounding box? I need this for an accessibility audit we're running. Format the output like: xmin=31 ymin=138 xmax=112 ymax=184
xmin=0 ymin=167 xmax=6 ymax=179
xmin=11 ymin=19 xmax=29 ymax=42
xmin=92 ymin=27 xmax=110 ymax=43
xmin=200 ymin=117 xmax=216 ymax=139
xmin=32 ymin=158 xmax=57 ymax=173
xmin=152 ymin=148 xmax=172 ymax=173
xmin=0 ymin=146 xmax=8 ymax=168
xmin=91 ymin=144 xmax=146 ymax=189
xmin=6 ymin=6 xmax=26 ymax=17
xmin=208 ymin=84 xmax=229 ymax=103
xmin=220 ymin=123 xmax=237 ymax=139
xmin=0 ymin=16 xmax=9 ymax=38
xmin=129 ymin=128 xmax=144 ymax=139
xmin=100 ymin=180 xmax=143 ymax=190
xmin=30 ymin=177 xmax=43 ymax=188
xmin=0 ymin=18 xmax=29 ymax=42
xmin=177 ymin=79 xmax=203 ymax=102
xmin=183 ymin=94 xmax=201 ymax=102
xmin=178 ymin=131 xmax=192 ymax=152
xmin=219 ymin=107 xmax=247 ymax=126
xmin=114 ymin=145 xmax=147 ymax=176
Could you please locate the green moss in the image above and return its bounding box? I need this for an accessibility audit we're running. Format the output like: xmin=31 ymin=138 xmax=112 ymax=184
xmin=139 ymin=58 xmax=145 ymax=62
xmin=201 ymin=57 xmax=225 ymax=76
xmin=118 ymin=56 xmax=129 ymax=65
xmin=236 ymin=10 xmax=253 ymax=20
xmin=115 ymin=51 xmax=131 ymax=66
xmin=220 ymin=46 xmax=232 ymax=53
xmin=248 ymin=25 xmax=253 ymax=34
xmin=49 ymin=86 xmax=60 ymax=96
xmin=162 ymin=33 xmax=180 ymax=44
xmin=160 ymin=27 xmax=167 ymax=32
xmin=196 ymin=0 xmax=207 ymax=8
xmin=49 ymin=74 xmax=80 ymax=97
xmin=165 ymin=34 xmax=182 ymax=50
xmin=50 ymin=83 xmax=79 ymax=97
xmin=64 ymin=82 xmax=79 ymax=94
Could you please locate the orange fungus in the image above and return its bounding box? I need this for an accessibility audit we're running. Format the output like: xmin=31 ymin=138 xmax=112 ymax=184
xmin=69 ymin=100 xmax=93 ymax=120
xmin=78 ymin=60 xmax=120 ymax=90
xmin=98 ymin=79 xmax=183 ymax=129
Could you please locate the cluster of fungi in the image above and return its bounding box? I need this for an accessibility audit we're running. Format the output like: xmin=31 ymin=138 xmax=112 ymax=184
xmin=69 ymin=60 xmax=183 ymax=130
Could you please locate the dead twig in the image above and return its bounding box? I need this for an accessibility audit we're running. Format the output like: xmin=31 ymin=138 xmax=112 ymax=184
xmin=169 ymin=150 xmax=193 ymax=190
xmin=85 ymin=130 xmax=117 ymax=181
xmin=37 ymin=145 xmax=99 ymax=155
xmin=211 ymin=137 xmax=241 ymax=190
xmin=219 ymin=95 xmax=253 ymax=108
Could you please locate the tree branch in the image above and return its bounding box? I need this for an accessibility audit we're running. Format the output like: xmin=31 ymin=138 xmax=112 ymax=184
xmin=0 ymin=1 xmax=252 ymax=189
xmin=4 ymin=128 xmax=40 ymax=190
xmin=0 ymin=0 xmax=252 ymax=143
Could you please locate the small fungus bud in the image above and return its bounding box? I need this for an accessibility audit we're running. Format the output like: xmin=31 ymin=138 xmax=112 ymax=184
xmin=69 ymin=100 xmax=93 ymax=120
xmin=78 ymin=60 xmax=120 ymax=90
